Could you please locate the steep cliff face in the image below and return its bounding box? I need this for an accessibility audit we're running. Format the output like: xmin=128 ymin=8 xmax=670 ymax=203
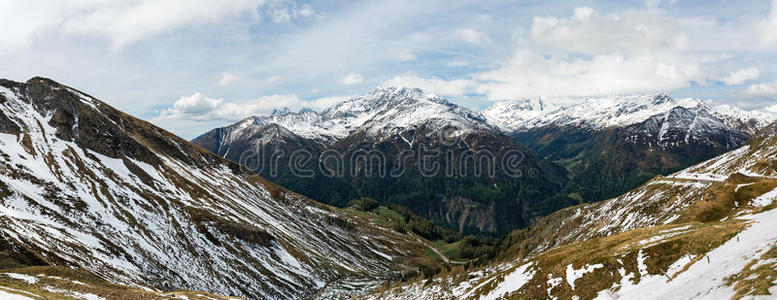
xmin=0 ymin=78 xmax=429 ymax=299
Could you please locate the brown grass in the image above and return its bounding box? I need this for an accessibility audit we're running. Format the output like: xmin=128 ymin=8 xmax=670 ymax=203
xmin=725 ymin=244 xmax=777 ymax=299
xmin=466 ymin=220 xmax=746 ymax=299
xmin=0 ymin=266 xmax=241 ymax=299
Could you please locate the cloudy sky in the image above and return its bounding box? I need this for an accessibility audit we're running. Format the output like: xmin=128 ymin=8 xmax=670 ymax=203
xmin=2 ymin=0 xmax=777 ymax=138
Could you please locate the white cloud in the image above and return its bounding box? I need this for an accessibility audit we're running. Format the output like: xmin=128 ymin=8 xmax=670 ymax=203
xmin=700 ymin=53 xmax=733 ymax=63
xmin=155 ymin=92 xmax=348 ymax=122
xmin=157 ymin=93 xmax=225 ymax=120
xmin=297 ymin=5 xmax=314 ymax=17
xmin=63 ymin=0 xmax=269 ymax=49
xmin=217 ymin=72 xmax=240 ymax=86
xmin=645 ymin=0 xmax=661 ymax=9
xmin=265 ymin=75 xmax=283 ymax=85
xmin=645 ymin=0 xmax=679 ymax=9
xmin=758 ymin=0 xmax=777 ymax=47
xmin=454 ymin=28 xmax=491 ymax=45
xmin=447 ymin=60 xmax=470 ymax=67
xmin=271 ymin=9 xmax=292 ymax=24
xmin=340 ymin=73 xmax=364 ymax=85
xmin=572 ymin=6 xmax=597 ymax=20
xmin=373 ymin=6 xmax=710 ymax=100
xmin=474 ymin=50 xmax=703 ymax=99
xmin=0 ymin=0 xmax=270 ymax=50
xmin=678 ymin=16 xmax=717 ymax=27
xmin=531 ymin=7 xmax=688 ymax=55
xmin=471 ymin=7 xmax=704 ymax=99
xmin=269 ymin=2 xmax=314 ymax=23
xmin=722 ymin=67 xmax=760 ymax=86
xmin=383 ymin=75 xmax=475 ymax=96
xmin=742 ymin=81 xmax=777 ymax=99
xmin=397 ymin=50 xmax=416 ymax=61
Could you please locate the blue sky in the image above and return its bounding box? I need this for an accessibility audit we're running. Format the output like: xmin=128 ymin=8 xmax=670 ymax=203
xmin=2 ymin=0 xmax=777 ymax=138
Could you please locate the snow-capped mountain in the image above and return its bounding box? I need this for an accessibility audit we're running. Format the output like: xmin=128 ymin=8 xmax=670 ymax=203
xmin=481 ymin=94 xmax=765 ymax=202
xmin=709 ymin=104 xmax=777 ymax=134
xmin=194 ymin=87 xmax=574 ymax=235
xmin=318 ymin=87 xmax=492 ymax=140
xmin=211 ymin=87 xmax=493 ymax=147
xmin=623 ymin=105 xmax=747 ymax=150
xmin=484 ymin=94 xmax=777 ymax=135
xmin=0 ymin=78 xmax=430 ymax=299
xmin=369 ymin=116 xmax=777 ymax=300
xmin=484 ymin=94 xmax=699 ymax=131
xmin=194 ymin=89 xmax=770 ymax=235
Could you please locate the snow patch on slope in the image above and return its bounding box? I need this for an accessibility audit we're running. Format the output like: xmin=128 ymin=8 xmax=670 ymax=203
xmin=566 ymin=264 xmax=603 ymax=290
xmin=0 ymin=81 xmax=422 ymax=299
xmin=597 ymin=207 xmax=777 ymax=299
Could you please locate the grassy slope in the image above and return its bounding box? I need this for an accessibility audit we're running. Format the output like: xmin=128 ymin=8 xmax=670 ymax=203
xmin=478 ymin=173 xmax=777 ymax=298
xmin=466 ymin=219 xmax=746 ymax=299
xmin=364 ymin=169 xmax=777 ymax=299
xmin=0 ymin=266 xmax=238 ymax=299
xmin=342 ymin=205 xmax=467 ymax=264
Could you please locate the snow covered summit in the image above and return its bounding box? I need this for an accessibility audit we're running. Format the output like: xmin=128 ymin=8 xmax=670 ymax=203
xmin=484 ymin=94 xmax=777 ymax=134
xmin=205 ymin=86 xmax=493 ymax=146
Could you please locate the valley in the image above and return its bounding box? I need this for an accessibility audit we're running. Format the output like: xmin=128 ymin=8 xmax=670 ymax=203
xmin=1 ymin=79 xmax=776 ymax=300
xmin=3 ymin=1 xmax=777 ymax=299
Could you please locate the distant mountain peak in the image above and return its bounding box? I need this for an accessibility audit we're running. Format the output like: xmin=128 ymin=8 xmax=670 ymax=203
xmin=505 ymin=98 xmax=540 ymax=111
xmin=201 ymin=86 xmax=490 ymax=145
xmin=650 ymin=93 xmax=672 ymax=105
xmin=298 ymin=107 xmax=315 ymax=114
xmin=332 ymin=86 xmax=446 ymax=111
xmin=373 ymin=85 xmax=431 ymax=97
xmin=484 ymin=93 xmax=771 ymax=133
xmin=269 ymin=107 xmax=291 ymax=116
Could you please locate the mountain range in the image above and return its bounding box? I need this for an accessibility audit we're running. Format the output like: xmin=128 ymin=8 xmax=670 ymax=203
xmin=194 ymin=87 xmax=579 ymax=235
xmin=368 ymin=106 xmax=777 ymax=300
xmin=3 ymin=77 xmax=777 ymax=299
xmin=194 ymin=89 xmax=775 ymax=234
xmin=484 ymin=94 xmax=772 ymax=202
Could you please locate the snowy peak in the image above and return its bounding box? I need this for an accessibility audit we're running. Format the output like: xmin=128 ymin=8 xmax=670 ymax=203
xmin=211 ymin=107 xmax=331 ymax=145
xmin=269 ymin=107 xmax=291 ymax=116
xmin=497 ymin=98 xmax=545 ymax=112
xmin=484 ymin=93 xmax=777 ymax=135
xmin=650 ymin=93 xmax=672 ymax=105
xmin=323 ymin=86 xmax=489 ymax=138
xmin=710 ymin=104 xmax=777 ymax=134
xmin=320 ymin=86 xmax=459 ymax=125
xmin=610 ymin=94 xmax=705 ymax=121
xmin=626 ymin=105 xmax=746 ymax=150
xmin=200 ymin=86 xmax=492 ymax=146
xmin=483 ymin=93 xmax=714 ymax=132
xmin=327 ymin=86 xmax=436 ymax=112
